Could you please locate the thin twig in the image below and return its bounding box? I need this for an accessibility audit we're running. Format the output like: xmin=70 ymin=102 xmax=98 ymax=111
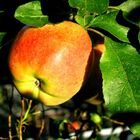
xmin=19 ymin=96 xmax=24 ymax=140
xmin=32 ymin=110 xmax=42 ymax=116
xmin=8 ymin=113 xmax=12 ymax=140
xmin=0 ymin=135 xmax=18 ymax=140
xmin=23 ymin=100 xmax=32 ymax=121
xmin=0 ymin=137 xmax=8 ymax=140
xmin=8 ymin=85 xmax=14 ymax=140
xmin=102 ymin=116 xmax=125 ymax=125
xmin=38 ymin=119 xmax=45 ymax=138
xmin=38 ymin=105 xmax=45 ymax=138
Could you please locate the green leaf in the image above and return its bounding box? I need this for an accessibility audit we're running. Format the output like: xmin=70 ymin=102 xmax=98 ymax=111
xmin=89 ymin=11 xmax=129 ymax=42
xmin=117 ymin=0 xmax=140 ymax=27
xmin=75 ymin=14 xmax=93 ymax=27
xmin=86 ymin=0 xmax=109 ymax=15
xmin=69 ymin=0 xmax=109 ymax=15
xmin=68 ymin=0 xmax=85 ymax=10
xmin=101 ymin=39 xmax=140 ymax=136
xmin=68 ymin=0 xmax=109 ymax=27
xmin=117 ymin=0 xmax=140 ymax=13
xmin=138 ymin=31 xmax=140 ymax=44
xmin=0 ymin=32 xmax=7 ymax=50
xmin=131 ymin=123 xmax=140 ymax=137
xmin=15 ymin=1 xmax=49 ymax=27
xmin=100 ymin=37 xmax=140 ymax=114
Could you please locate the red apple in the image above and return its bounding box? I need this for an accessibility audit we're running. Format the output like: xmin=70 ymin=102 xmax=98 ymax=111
xmin=8 ymin=21 xmax=94 ymax=106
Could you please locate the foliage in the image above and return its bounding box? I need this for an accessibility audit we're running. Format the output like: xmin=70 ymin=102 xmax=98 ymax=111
xmin=0 ymin=0 xmax=140 ymax=139
xmin=15 ymin=1 xmax=49 ymax=27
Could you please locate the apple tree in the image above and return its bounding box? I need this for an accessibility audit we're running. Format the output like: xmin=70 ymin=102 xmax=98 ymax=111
xmin=0 ymin=0 xmax=140 ymax=139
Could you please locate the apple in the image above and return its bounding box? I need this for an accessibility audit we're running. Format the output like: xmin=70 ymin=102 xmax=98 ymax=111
xmin=73 ymin=35 xmax=106 ymax=105
xmin=85 ymin=41 xmax=106 ymax=105
xmin=8 ymin=21 xmax=94 ymax=106
xmin=67 ymin=121 xmax=81 ymax=132
xmin=94 ymin=43 xmax=106 ymax=58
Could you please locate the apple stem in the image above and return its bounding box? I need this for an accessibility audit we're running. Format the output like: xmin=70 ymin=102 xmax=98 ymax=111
xmin=87 ymin=28 xmax=105 ymax=38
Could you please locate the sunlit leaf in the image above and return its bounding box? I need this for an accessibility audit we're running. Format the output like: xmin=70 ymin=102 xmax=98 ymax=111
xmin=89 ymin=11 xmax=129 ymax=42
xmin=100 ymin=38 xmax=140 ymax=136
xmin=75 ymin=14 xmax=93 ymax=27
xmin=15 ymin=1 xmax=49 ymax=27
xmin=69 ymin=0 xmax=109 ymax=15
xmin=100 ymin=37 xmax=140 ymax=113
xmin=68 ymin=0 xmax=109 ymax=27
xmin=117 ymin=0 xmax=140 ymax=13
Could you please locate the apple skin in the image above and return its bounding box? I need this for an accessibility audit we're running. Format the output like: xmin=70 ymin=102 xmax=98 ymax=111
xmin=8 ymin=21 xmax=94 ymax=106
